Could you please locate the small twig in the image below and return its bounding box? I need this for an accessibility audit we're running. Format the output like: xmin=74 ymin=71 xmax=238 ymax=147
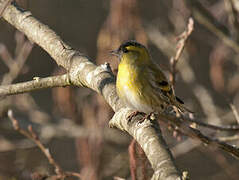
xmin=224 ymin=0 xmax=239 ymax=40
xmin=158 ymin=113 xmax=239 ymax=159
xmin=183 ymin=115 xmax=239 ymax=132
xmin=0 ymin=74 xmax=70 ymax=97
xmin=190 ymin=1 xmax=239 ymax=53
xmin=218 ymin=134 xmax=239 ymax=142
xmin=1 ymin=39 xmax=33 ymax=85
xmin=8 ymin=109 xmax=81 ymax=179
xmin=0 ymin=32 xmax=33 ymax=86
xmin=171 ymin=138 xmax=200 ymax=157
xmin=229 ymin=103 xmax=239 ymax=124
xmin=0 ymin=43 xmax=15 ymax=67
xmin=8 ymin=109 xmax=63 ymax=175
xmin=170 ymin=17 xmax=194 ymax=86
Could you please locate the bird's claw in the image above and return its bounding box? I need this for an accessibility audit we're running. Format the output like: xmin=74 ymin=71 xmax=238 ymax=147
xmin=127 ymin=111 xmax=155 ymax=123
xmin=127 ymin=111 xmax=145 ymax=122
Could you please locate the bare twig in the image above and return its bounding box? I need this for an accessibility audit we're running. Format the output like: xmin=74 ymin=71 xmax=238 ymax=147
xmin=0 ymin=74 xmax=71 ymax=97
xmin=229 ymin=103 xmax=239 ymax=124
xmin=187 ymin=0 xmax=239 ymax=53
xmin=0 ymin=43 xmax=14 ymax=67
xmin=171 ymin=138 xmax=200 ymax=157
xmin=15 ymin=31 xmax=25 ymax=56
xmin=170 ymin=17 xmax=194 ymax=86
xmin=148 ymin=23 xmax=239 ymax=133
xmin=148 ymin=21 xmax=239 ymax=157
xmin=158 ymin=113 xmax=239 ymax=159
xmin=0 ymin=117 xmax=130 ymax=152
xmin=8 ymin=110 xmax=63 ymax=175
xmin=8 ymin=109 xmax=81 ymax=179
xmin=148 ymin=26 xmax=223 ymax=126
xmin=218 ymin=134 xmax=239 ymax=142
xmin=183 ymin=116 xmax=239 ymax=132
xmin=224 ymin=0 xmax=239 ymax=40
xmin=0 ymin=33 xmax=33 ymax=85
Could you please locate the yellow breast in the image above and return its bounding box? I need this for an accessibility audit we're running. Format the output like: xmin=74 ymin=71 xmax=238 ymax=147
xmin=117 ymin=62 xmax=137 ymax=97
xmin=116 ymin=62 xmax=153 ymax=113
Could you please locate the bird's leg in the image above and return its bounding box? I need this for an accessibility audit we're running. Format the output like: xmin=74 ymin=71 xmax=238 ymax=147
xmin=127 ymin=111 xmax=145 ymax=122
xmin=127 ymin=111 xmax=157 ymax=123
xmin=138 ymin=112 xmax=158 ymax=123
xmin=143 ymin=112 xmax=155 ymax=120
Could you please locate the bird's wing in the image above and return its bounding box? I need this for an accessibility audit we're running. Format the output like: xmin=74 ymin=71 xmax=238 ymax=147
xmin=145 ymin=64 xmax=173 ymax=103
xmin=145 ymin=64 xmax=192 ymax=112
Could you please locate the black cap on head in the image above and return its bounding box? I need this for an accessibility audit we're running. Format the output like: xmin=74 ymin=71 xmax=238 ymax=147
xmin=110 ymin=40 xmax=146 ymax=58
xmin=118 ymin=40 xmax=145 ymax=52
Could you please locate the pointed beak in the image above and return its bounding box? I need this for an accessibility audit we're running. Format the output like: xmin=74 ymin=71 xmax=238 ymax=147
xmin=110 ymin=49 xmax=120 ymax=57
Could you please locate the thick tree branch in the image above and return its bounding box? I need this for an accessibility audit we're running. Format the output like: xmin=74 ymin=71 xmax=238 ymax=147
xmin=0 ymin=0 xmax=121 ymax=111
xmin=110 ymin=108 xmax=181 ymax=180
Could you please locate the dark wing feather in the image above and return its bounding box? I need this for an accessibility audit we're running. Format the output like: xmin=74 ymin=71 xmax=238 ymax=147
xmin=145 ymin=64 xmax=192 ymax=113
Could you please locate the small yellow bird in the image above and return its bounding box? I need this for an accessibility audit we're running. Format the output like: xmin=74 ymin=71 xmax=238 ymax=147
xmin=111 ymin=40 xmax=189 ymax=115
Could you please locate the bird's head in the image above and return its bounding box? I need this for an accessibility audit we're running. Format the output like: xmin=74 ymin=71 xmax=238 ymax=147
xmin=110 ymin=41 xmax=150 ymax=64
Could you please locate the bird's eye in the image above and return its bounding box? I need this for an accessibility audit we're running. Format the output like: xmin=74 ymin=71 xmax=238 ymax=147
xmin=123 ymin=48 xmax=129 ymax=53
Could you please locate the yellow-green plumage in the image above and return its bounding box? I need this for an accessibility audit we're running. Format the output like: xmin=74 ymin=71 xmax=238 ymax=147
xmin=114 ymin=41 xmax=188 ymax=114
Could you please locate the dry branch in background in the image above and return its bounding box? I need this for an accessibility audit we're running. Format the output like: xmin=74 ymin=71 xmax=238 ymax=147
xmin=157 ymin=113 xmax=239 ymax=158
xmin=170 ymin=17 xmax=194 ymax=86
xmin=186 ymin=0 xmax=239 ymax=53
xmin=147 ymin=10 xmax=239 ymax=157
xmin=8 ymin=110 xmax=81 ymax=180
xmin=0 ymin=31 xmax=33 ymax=86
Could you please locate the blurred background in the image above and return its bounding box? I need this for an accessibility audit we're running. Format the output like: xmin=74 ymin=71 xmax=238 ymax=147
xmin=1 ymin=0 xmax=239 ymax=179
